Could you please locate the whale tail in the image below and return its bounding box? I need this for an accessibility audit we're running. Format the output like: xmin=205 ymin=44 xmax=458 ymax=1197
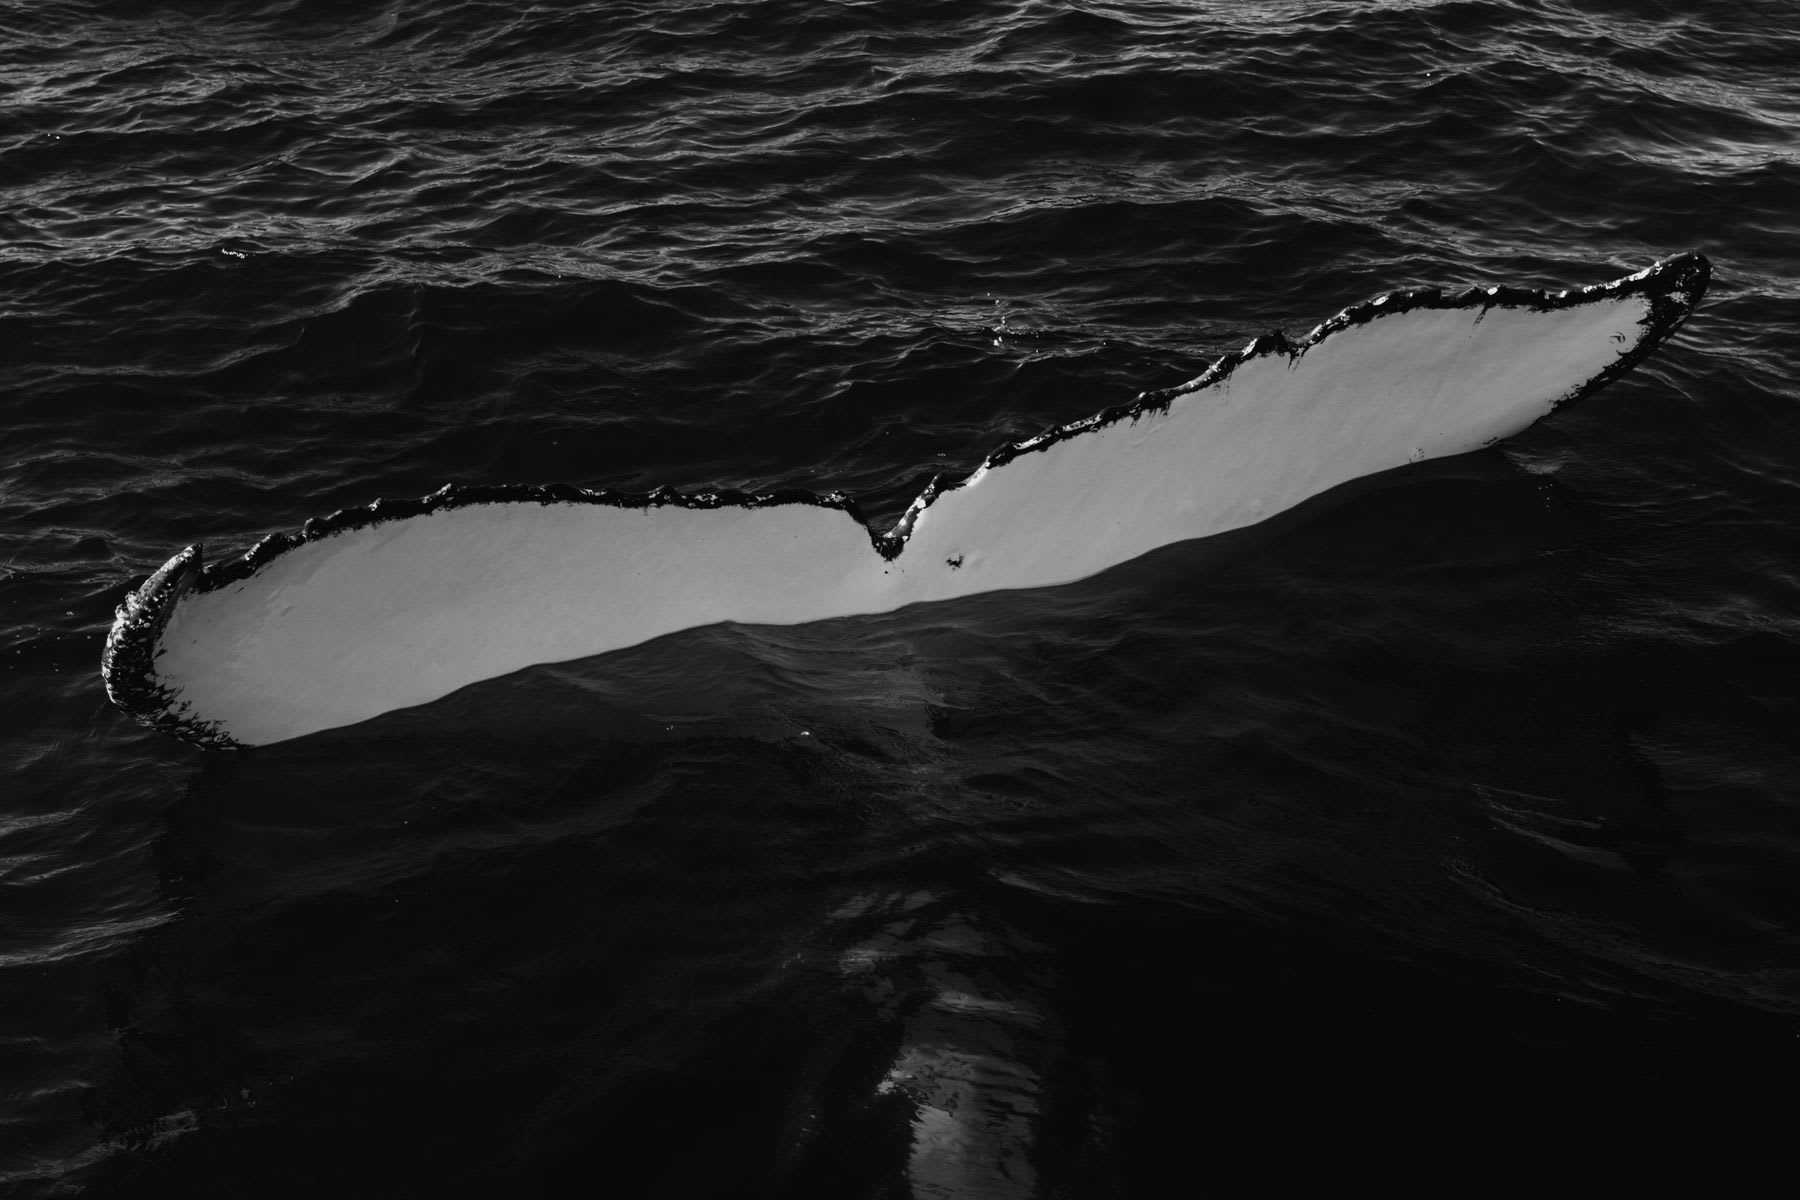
xmin=103 ymin=253 xmax=1709 ymax=747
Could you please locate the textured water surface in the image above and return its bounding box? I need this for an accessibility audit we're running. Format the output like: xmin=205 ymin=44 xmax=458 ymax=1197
xmin=4 ymin=0 xmax=1800 ymax=1195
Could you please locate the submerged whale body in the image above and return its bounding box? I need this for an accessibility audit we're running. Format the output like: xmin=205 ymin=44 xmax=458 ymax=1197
xmin=104 ymin=252 xmax=1711 ymax=747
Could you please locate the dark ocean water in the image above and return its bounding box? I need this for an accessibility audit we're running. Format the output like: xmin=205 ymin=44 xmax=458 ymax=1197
xmin=5 ymin=0 xmax=1799 ymax=1194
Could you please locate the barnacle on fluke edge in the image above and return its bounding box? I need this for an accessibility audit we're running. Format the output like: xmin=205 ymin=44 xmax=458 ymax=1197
xmin=103 ymin=252 xmax=1710 ymax=748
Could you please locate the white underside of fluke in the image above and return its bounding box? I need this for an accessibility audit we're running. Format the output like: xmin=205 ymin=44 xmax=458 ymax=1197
xmin=107 ymin=256 xmax=1706 ymax=746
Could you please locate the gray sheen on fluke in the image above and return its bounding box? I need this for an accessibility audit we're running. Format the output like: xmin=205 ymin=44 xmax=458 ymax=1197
xmin=104 ymin=252 xmax=1711 ymax=747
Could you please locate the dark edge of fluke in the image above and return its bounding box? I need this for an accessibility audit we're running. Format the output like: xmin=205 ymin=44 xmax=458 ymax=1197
xmin=100 ymin=545 xmax=227 ymax=745
xmin=101 ymin=251 xmax=1711 ymax=749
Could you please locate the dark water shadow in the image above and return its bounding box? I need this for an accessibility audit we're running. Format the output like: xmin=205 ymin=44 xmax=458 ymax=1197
xmin=79 ymin=448 xmax=1800 ymax=1195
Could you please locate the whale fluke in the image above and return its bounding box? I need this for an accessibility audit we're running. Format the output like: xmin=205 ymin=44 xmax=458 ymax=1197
xmin=103 ymin=252 xmax=1710 ymax=747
